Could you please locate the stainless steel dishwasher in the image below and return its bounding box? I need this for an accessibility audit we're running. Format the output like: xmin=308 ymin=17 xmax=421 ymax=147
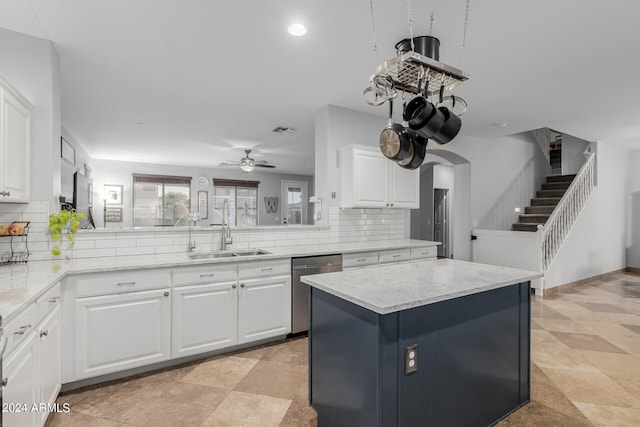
xmin=291 ymin=254 xmax=342 ymax=334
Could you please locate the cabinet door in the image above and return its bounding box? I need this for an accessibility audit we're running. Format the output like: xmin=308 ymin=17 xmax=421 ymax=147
xmin=353 ymin=149 xmax=388 ymax=207
xmin=172 ymin=282 xmax=238 ymax=358
xmin=0 ymin=88 xmax=31 ymax=203
xmin=38 ymin=304 xmax=62 ymax=426
xmin=3 ymin=332 xmax=37 ymax=427
xmin=74 ymin=289 xmax=171 ymax=380
xmin=389 ymin=162 xmax=419 ymax=208
xmin=238 ymin=275 xmax=291 ymax=344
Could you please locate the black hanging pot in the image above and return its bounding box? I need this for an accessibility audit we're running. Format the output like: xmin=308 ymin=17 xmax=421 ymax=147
xmin=431 ymin=107 xmax=462 ymax=144
xmin=403 ymin=96 xmax=445 ymax=139
xmin=379 ymin=100 xmax=412 ymax=161
xmin=397 ymin=131 xmax=427 ymax=170
xmin=395 ymin=36 xmax=440 ymax=60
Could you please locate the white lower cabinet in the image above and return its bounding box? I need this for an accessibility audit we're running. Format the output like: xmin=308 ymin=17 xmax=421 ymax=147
xmin=3 ymin=331 xmax=37 ymax=427
xmin=2 ymin=285 xmax=61 ymax=427
xmin=172 ymin=282 xmax=237 ymax=358
xmin=37 ymin=304 xmax=62 ymax=426
xmin=73 ymin=288 xmax=171 ymax=380
xmin=238 ymin=275 xmax=291 ymax=344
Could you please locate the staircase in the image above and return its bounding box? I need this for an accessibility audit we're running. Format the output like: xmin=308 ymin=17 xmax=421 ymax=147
xmin=512 ymin=174 xmax=576 ymax=232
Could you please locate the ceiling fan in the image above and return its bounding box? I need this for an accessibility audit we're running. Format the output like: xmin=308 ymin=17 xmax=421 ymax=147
xmin=219 ymin=149 xmax=275 ymax=173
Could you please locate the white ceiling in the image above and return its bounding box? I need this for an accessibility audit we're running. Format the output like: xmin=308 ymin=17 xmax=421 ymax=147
xmin=1 ymin=0 xmax=639 ymax=176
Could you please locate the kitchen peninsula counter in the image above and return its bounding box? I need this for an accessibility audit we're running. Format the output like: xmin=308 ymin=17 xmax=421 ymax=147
xmin=0 ymin=239 xmax=438 ymax=325
xmin=302 ymin=259 xmax=541 ymax=427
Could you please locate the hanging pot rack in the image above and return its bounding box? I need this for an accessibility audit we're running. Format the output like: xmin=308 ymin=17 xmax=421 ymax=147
xmin=369 ymin=50 xmax=469 ymax=99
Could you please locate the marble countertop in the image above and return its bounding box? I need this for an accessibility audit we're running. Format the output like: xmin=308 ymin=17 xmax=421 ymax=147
xmin=301 ymin=258 xmax=542 ymax=314
xmin=0 ymin=239 xmax=438 ymax=325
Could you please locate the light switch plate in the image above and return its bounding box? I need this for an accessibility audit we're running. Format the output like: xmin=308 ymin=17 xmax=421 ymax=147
xmin=405 ymin=344 xmax=418 ymax=375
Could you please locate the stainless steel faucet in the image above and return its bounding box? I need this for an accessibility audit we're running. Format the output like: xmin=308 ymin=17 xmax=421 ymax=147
xmin=220 ymin=199 xmax=233 ymax=251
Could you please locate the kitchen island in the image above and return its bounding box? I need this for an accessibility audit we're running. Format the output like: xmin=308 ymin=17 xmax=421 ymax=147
xmin=302 ymin=259 xmax=541 ymax=427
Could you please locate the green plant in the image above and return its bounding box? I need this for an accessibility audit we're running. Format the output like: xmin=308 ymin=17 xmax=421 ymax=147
xmin=48 ymin=209 xmax=86 ymax=256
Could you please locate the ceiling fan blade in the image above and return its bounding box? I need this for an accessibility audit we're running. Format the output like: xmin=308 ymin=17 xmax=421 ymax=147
xmin=219 ymin=162 xmax=239 ymax=166
xmin=255 ymin=164 xmax=276 ymax=168
xmin=254 ymin=160 xmax=270 ymax=165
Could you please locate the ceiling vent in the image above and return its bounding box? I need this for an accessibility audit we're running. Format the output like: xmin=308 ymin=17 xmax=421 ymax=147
xmin=272 ymin=126 xmax=296 ymax=134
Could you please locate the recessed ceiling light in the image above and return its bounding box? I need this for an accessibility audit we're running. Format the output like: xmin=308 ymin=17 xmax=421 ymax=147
xmin=288 ymin=23 xmax=307 ymax=37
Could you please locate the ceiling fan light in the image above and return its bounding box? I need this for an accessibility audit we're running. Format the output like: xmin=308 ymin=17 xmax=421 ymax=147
xmin=240 ymin=158 xmax=255 ymax=173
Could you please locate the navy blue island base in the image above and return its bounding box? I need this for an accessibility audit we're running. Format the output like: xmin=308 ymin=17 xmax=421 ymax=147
xmin=309 ymin=281 xmax=531 ymax=427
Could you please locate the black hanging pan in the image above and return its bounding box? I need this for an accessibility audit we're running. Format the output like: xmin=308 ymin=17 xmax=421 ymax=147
xmin=397 ymin=132 xmax=427 ymax=170
xmin=379 ymin=99 xmax=412 ymax=161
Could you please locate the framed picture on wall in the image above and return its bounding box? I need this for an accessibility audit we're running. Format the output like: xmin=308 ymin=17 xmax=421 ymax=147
xmin=104 ymin=184 xmax=123 ymax=205
xmin=198 ymin=191 xmax=208 ymax=219
xmin=61 ymin=137 xmax=75 ymax=165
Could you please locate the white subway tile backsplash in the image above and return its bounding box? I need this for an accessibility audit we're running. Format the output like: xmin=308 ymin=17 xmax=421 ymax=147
xmin=0 ymin=203 xmax=407 ymax=263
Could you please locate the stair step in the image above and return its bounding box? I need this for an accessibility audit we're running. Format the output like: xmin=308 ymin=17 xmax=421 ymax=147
xmin=525 ymin=206 xmax=554 ymax=214
xmin=547 ymin=174 xmax=576 ymax=183
xmin=537 ymin=189 xmax=566 ymax=198
xmin=518 ymin=214 xmax=549 ymax=223
xmin=512 ymin=223 xmax=540 ymax=232
xmin=542 ymin=182 xmax=571 ymax=190
xmin=531 ymin=197 xmax=561 ymax=206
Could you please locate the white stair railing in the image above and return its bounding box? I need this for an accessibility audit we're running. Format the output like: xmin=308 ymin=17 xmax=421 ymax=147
xmin=540 ymin=147 xmax=597 ymax=271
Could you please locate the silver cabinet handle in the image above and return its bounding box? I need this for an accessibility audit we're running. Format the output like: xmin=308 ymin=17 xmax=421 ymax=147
xmin=232 ymin=284 xmax=237 ymax=289
xmin=40 ymin=330 xmax=48 ymax=338
xmin=261 ymin=267 xmax=273 ymax=272
xmin=199 ymin=273 xmax=215 ymax=278
xmin=48 ymin=296 xmax=60 ymax=303
xmin=240 ymin=283 xmax=246 ymax=288
xmin=2 ymin=378 xmax=7 ymax=387
xmin=0 ymin=191 xmax=10 ymax=197
xmin=14 ymin=324 xmax=32 ymax=335
xmin=164 ymin=292 xmax=170 ymax=297
xmin=392 ymin=254 xmax=401 ymax=258
xmin=357 ymin=258 xmax=367 ymax=262
xmin=117 ymin=281 xmax=136 ymax=286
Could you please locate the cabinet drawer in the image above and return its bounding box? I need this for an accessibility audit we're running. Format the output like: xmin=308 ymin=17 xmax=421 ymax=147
xmin=4 ymin=302 xmax=36 ymax=355
xmin=411 ymin=246 xmax=438 ymax=261
xmin=70 ymin=269 xmax=171 ymax=298
xmin=343 ymin=251 xmax=379 ymax=269
xmin=238 ymin=259 xmax=290 ymax=280
xmin=173 ymin=263 xmax=237 ymax=286
xmin=379 ymin=248 xmax=411 ymax=265
xmin=36 ymin=282 xmax=61 ymax=319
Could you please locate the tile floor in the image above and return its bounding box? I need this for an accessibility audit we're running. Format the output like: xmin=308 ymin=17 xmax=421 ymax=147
xmin=46 ymin=272 xmax=640 ymax=427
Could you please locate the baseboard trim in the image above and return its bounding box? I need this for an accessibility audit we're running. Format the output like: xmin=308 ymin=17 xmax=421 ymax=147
xmin=627 ymin=267 xmax=640 ymax=275
xmin=542 ymin=268 xmax=627 ymax=296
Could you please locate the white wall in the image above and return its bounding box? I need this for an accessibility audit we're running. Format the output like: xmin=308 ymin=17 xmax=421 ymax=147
xmin=91 ymin=159 xmax=313 ymax=228
xmin=545 ymin=142 xmax=628 ymax=287
xmin=562 ymin=133 xmax=589 ymax=175
xmin=627 ymin=149 xmax=640 ymax=268
xmin=314 ymin=105 xmax=387 ymax=225
xmin=0 ymin=28 xmax=61 ymax=207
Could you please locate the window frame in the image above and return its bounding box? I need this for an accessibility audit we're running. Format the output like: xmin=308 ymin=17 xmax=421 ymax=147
xmin=212 ymin=178 xmax=260 ymax=226
xmin=132 ymin=173 xmax=192 ymax=227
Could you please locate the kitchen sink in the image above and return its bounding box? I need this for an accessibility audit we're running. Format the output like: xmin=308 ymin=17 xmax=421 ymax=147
xmin=189 ymin=252 xmax=235 ymax=259
xmin=232 ymin=249 xmax=271 ymax=256
xmin=188 ymin=249 xmax=270 ymax=260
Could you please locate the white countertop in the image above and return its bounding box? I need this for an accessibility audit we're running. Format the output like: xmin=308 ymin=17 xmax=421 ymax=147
xmin=301 ymin=258 xmax=542 ymax=314
xmin=0 ymin=239 xmax=438 ymax=325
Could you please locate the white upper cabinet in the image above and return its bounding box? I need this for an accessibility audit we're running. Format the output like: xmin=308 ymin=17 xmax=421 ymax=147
xmin=339 ymin=145 xmax=419 ymax=209
xmin=0 ymin=74 xmax=31 ymax=203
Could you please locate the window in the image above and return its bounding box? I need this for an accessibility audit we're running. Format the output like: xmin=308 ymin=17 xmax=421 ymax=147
xmin=213 ymin=179 xmax=259 ymax=226
xmin=133 ymin=174 xmax=191 ymax=226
